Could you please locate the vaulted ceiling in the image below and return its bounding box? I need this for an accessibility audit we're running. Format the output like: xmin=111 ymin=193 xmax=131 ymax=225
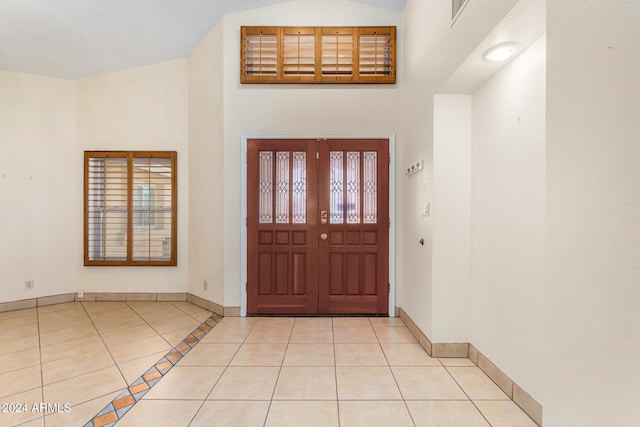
xmin=0 ymin=0 xmax=407 ymax=80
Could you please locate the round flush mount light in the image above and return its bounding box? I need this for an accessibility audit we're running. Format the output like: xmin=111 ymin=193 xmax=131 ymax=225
xmin=483 ymin=43 xmax=516 ymax=62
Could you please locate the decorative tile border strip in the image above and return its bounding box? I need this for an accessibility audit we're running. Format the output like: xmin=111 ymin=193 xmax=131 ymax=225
xmin=84 ymin=312 xmax=223 ymax=427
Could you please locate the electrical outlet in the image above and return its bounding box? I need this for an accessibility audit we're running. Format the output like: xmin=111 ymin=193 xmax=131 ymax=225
xmin=25 ymin=280 xmax=34 ymax=290
xmin=78 ymin=289 xmax=84 ymax=298
xmin=204 ymin=280 xmax=208 ymax=290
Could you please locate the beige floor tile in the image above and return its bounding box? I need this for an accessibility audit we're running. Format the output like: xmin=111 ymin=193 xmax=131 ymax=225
xmin=392 ymin=366 xmax=467 ymax=400
xmin=245 ymin=327 xmax=292 ymax=343
xmin=381 ymin=343 xmax=442 ymax=366
xmin=143 ymin=366 xmax=224 ymax=400
xmin=92 ymin=315 xmax=146 ymax=333
xmin=0 ymin=323 xmax=38 ymax=341
xmin=294 ymin=317 xmax=333 ymax=327
xmin=0 ymin=365 xmax=41 ymax=398
xmin=109 ymin=335 xmax=170 ymax=364
xmin=187 ymin=309 xmax=215 ymax=323
xmin=283 ymin=344 xmax=335 ymax=367
xmin=10 ymin=417 xmax=43 ymax=427
xmin=447 ymin=367 xmax=510 ymax=400
xmin=0 ymin=334 xmax=40 ymax=356
xmin=190 ymin=400 xmax=270 ymax=427
xmin=373 ymin=326 xmax=417 ymax=343
xmin=117 ymin=351 xmax=168 ymax=384
xmin=40 ymin=335 xmax=106 ymax=363
xmin=336 ymin=367 xmax=402 ymax=400
xmin=273 ymin=367 xmax=337 ymax=400
xmin=254 ymin=317 xmax=295 ymax=328
xmin=101 ymin=324 xmax=158 ymax=347
xmin=339 ymin=401 xmax=414 ymax=427
xmin=134 ymin=306 xmax=184 ymax=322
xmin=475 ymin=400 xmax=539 ymax=427
xmin=43 ymin=366 xmax=126 ymax=407
xmin=0 ymin=307 xmax=36 ymax=321
xmin=290 ymin=326 xmax=333 ymax=343
xmin=200 ymin=326 xmax=251 ymax=343
xmin=440 ymin=357 xmax=476 ymax=367
xmin=38 ymin=313 xmax=91 ymax=333
xmin=335 ymin=343 xmax=387 ymax=366
xmin=39 ymin=324 xmax=98 ymax=347
xmin=407 ymin=400 xmax=491 ymax=427
xmin=265 ymin=401 xmax=339 ymax=427
xmin=160 ymin=328 xmax=196 ymax=346
xmin=146 ymin=315 xmax=200 ymax=334
xmin=82 ymin=301 xmax=129 ymax=315
xmin=0 ymin=388 xmax=43 ymax=426
xmin=42 ymin=349 xmax=114 ymax=385
xmin=230 ymin=343 xmax=287 ymax=366
xmin=179 ymin=343 xmax=240 ymax=366
xmin=216 ymin=317 xmax=260 ymax=327
xmin=0 ymin=348 xmax=40 ymax=374
xmin=208 ymin=367 xmax=280 ymax=400
xmin=333 ymin=326 xmax=378 ymax=344
xmin=45 ymin=390 xmax=122 ymax=427
xmin=126 ymin=301 xmax=171 ymax=314
xmin=369 ymin=317 xmax=406 ymax=327
xmin=332 ymin=317 xmax=372 ymax=327
xmin=116 ymin=400 xmax=203 ymax=427
xmin=0 ymin=313 xmax=38 ymax=329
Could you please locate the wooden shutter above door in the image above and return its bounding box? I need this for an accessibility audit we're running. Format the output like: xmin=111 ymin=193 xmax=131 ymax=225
xmin=242 ymin=26 xmax=280 ymax=82
xmin=240 ymin=26 xmax=396 ymax=84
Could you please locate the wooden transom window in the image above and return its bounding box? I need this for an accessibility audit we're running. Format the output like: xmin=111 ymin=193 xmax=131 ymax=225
xmin=84 ymin=151 xmax=177 ymax=266
xmin=241 ymin=26 xmax=396 ymax=84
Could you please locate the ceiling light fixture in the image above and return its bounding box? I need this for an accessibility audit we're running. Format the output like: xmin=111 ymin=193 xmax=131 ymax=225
xmin=483 ymin=43 xmax=516 ymax=62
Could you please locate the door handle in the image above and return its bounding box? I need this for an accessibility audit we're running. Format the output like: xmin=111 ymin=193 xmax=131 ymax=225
xmin=320 ymin=233 xmax=328 ymax=241
xmin=320 ymin=211 xmax=328 ymax=224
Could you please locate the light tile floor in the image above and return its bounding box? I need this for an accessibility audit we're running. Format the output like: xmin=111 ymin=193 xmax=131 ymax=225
xmin=0 ymin=302 xmax=538 ymax=427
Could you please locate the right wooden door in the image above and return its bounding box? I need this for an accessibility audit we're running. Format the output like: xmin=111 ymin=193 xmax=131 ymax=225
xmin=317 ymin=139 xmax=389 ymax=314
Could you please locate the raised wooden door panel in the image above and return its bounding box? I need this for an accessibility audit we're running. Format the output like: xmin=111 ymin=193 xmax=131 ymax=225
xmin=318 ymin=139 xmax=389 ymax=314
xmin=247 ymin=139 xmax=318 ymax=314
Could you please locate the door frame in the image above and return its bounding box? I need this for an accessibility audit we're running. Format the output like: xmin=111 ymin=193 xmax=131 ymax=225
xmin=240 ymin=133 xmax=397 ymax=317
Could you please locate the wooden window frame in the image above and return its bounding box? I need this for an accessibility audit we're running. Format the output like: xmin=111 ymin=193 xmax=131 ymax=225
xmin=241 ymin=26 xmax=396 ymax=84
xmin=84 ymin=151 xmax=177 ymax=266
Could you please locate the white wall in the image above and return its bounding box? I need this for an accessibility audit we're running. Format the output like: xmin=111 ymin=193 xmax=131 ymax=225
xmin=546 ymin=1 xmax=640 ymax=424
xmin=218 ymin=0 xmax=403 ymax=307
xmin=471 ymin=36 xmax=546 ymax=401
xmin=401 ymin=0 xmax=519 ymax=339
xmin=76 ymin=59 xmax=190 ymax=294
xmin=432 ymin=94 xmax=472 ymax=343
xmin=0 ymin=71 xmax=77 ymax=302
xmin=188 ymin=22 xmax=225 ymax=304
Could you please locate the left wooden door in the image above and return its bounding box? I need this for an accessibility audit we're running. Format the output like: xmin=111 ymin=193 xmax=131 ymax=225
xmin=247 ymin=139 xmax=319 ymax=314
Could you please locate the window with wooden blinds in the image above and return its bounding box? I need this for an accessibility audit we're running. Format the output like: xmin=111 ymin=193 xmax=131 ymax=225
xmin=321 ymin=28 xmax=354 ymax=81
xmin=358 ymin=28 xmax=395 ymax=82
xmin=242 ymin=27 xmax=279 ymax=81
xmin=283 ymin=28 xmax=317 ymax=81
xmin=84 ymin=151 xmax=177 ymax=266
xmin=240 ymin=26 xmax=395 ymax=84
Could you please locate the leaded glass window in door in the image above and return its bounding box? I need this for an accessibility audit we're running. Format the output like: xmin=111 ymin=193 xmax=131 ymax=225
xmin=258 ymin=150 xmax=306 ymax=224
xmin=329 ymin=150 xmax=378 ymax=224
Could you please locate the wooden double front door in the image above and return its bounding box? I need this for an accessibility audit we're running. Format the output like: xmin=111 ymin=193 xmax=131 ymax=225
xmin=247 ymin=139 xmax=389 ymax=315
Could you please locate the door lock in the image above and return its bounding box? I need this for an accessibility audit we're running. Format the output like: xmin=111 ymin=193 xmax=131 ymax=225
xmin=320 ymin=211 xmax=328 ymax=224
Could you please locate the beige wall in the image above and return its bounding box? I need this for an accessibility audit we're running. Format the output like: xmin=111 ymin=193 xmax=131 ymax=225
xmin=0 ymin=70 xmax=77 ymax=302
xmin=76 ymin=59 xmax=190 ymax=294
xmin=546 ymin=1 xmax=640 ymax=424
xmin=218 ymin=0 xmax=403 ymax=307
xmin=188 ymin=21 xmax=225 ymax=304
